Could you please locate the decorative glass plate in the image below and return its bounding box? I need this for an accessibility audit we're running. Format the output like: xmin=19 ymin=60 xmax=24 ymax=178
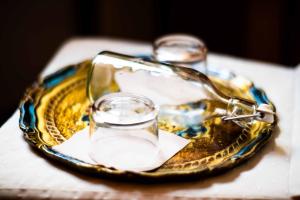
xmin=19 ymin=57 xmax=276 ymax=180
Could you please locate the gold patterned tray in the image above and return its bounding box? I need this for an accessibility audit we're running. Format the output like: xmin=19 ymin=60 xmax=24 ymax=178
xmin=19 ymin=59 xmax=276 ymax=180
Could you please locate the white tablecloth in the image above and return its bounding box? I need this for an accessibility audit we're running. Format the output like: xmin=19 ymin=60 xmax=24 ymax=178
xmin=0 ymin=38 xmax=299 ymax=199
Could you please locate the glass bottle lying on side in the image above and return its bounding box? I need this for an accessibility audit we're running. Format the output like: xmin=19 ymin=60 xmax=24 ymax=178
xmin=86 ymin=51 xmax=276 ymax=170
xmin=87 ymin=51 xmax=274 ymax=133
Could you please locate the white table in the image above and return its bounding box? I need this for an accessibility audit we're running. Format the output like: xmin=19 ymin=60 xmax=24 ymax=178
xmin=0 ymin=38 xmax=299 ymax=199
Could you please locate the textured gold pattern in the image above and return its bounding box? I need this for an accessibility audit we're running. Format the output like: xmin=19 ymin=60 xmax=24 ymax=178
xmin=36 ymin=63 xmax=90 ymax=146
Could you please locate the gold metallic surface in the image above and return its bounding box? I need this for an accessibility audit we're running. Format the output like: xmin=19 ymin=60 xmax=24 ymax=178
xmin=36 ymin=63 xmax=90 ymax=146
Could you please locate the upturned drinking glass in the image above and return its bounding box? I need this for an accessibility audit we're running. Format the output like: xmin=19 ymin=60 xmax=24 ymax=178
xmin=153 ymin=34 xmax=208 ymax=74
xmin=88 ymin=92 xmax=159 ymax=171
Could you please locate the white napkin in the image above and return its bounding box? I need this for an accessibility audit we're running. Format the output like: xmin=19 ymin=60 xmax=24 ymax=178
xmin=52 ymin=127 xmax=190 ymax=172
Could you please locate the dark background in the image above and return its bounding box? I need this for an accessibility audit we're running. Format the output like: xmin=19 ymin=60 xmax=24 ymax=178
xmin=0 ymin=0 xmax=299 ymax=125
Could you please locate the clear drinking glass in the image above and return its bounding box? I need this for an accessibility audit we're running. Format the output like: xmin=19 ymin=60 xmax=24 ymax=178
xmin=89 ymin=92 xmax=159 ymax=171
xmin=153 ymin=34 xmax=208 ymax=74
